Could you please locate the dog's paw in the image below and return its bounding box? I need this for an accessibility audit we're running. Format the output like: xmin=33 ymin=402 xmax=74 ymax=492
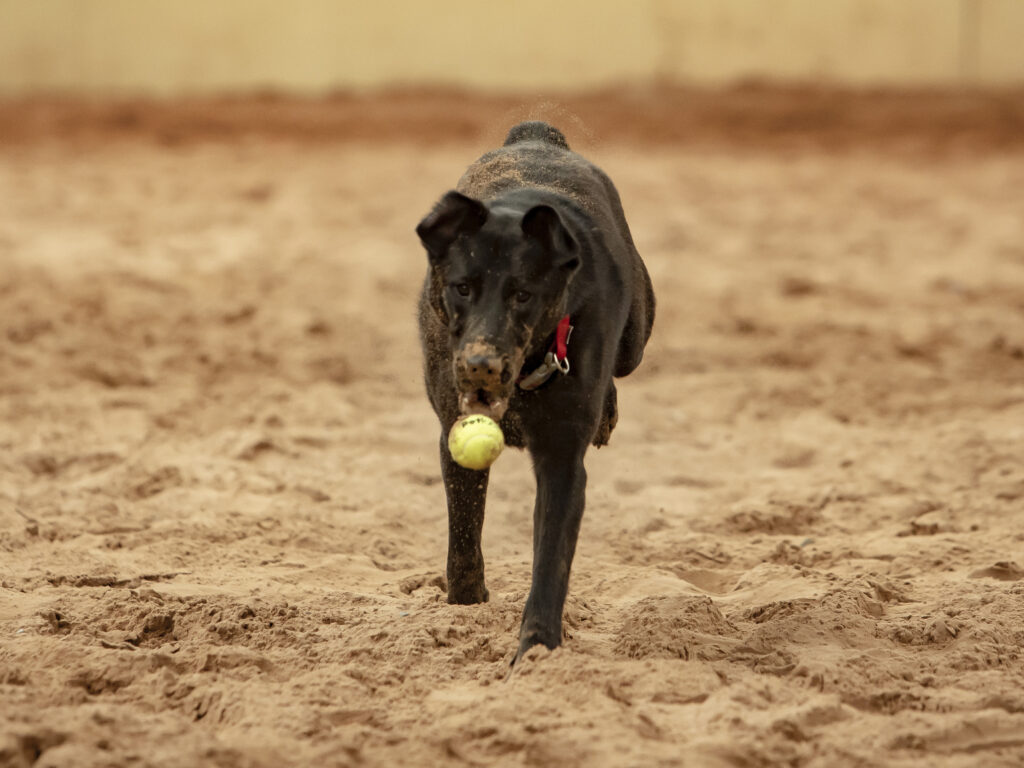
xmin=447 ymin=582 xmax=489 ymax=605
xmin=511 ymin=627 xmax=560 ymax=667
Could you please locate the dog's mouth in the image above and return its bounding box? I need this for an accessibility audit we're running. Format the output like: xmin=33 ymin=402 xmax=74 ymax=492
xmin=459 ymin=387 xmax=510 ymax=421
xmin=453 ymin=342 xmax=525 ymax=422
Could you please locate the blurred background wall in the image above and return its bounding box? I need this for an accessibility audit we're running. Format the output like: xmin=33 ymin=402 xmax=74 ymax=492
xmin=1 ymin=0 xmax=1022 ymax=95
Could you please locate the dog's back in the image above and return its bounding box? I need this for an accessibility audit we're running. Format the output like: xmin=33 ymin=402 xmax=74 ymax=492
xmin=503 ymin=121 xmax=571 ymax=149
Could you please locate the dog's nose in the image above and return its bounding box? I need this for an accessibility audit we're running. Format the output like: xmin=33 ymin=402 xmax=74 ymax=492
xmin=466 ymin=355 xmax=500 ymax=378
xmin=460 ymin=354 xmax=512 ymax=386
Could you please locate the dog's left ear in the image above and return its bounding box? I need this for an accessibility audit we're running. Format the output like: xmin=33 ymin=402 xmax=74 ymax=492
xmin=522 ymin=205 xmax=580 ymax=272
xmin=416 ymin=191 xmax=488 ymax=262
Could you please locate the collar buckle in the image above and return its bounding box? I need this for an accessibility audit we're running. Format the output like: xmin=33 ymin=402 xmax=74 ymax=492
xmin=517 ymin=316 xmax=573 ymax=391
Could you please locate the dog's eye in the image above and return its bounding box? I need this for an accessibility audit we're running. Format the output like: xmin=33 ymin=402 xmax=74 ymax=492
xmin=514 ymin=290 xmax=532 ymax=304
xmin=454 ymin=283 xmax=470 ymax=297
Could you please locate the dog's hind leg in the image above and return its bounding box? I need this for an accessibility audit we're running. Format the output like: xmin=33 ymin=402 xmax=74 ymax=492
xmin=515 ymin=431 xmax=589 ymax=663
xmin=614 ymin=258 xmax=656 ymax=377
xmin=439 ymin=435 xmax=490 ymax=604
xmin=592 ymin=384 xmax=618 ymax=447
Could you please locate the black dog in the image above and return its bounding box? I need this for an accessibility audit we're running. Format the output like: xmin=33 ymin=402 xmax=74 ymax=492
xmin=416 ymin=121 xmax=654 ymax=663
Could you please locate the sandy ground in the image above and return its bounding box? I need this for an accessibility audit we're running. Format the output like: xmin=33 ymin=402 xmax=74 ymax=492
xmin=1 ymin=90 xmax=1024 ymax=767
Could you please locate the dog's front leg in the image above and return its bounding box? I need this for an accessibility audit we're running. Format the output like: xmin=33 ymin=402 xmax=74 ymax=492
xmin=515 ymin=436 xmax=588 ymax=663
xmin=439 ymin=434 xmax=490 ymax=604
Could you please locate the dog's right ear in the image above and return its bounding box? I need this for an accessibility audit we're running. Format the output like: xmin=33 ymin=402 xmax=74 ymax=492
xmin=416 ymin=191 xmax=488 ymax=262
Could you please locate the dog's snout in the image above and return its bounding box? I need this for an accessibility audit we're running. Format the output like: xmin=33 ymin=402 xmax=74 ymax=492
xmin=454 ymin=345 xmax=518 ymax=419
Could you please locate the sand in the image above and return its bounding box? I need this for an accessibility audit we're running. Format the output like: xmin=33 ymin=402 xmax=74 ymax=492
xmin=1 ymin=89 xmax=1024 ymax=767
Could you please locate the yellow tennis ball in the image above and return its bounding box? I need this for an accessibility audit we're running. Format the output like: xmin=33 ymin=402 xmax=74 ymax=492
xmin=448 ymin=414 xmax=505 ymax=471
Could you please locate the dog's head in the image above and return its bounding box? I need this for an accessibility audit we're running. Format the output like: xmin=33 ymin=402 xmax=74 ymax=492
xmin=417 ymin=191 xmax=581 ymax=419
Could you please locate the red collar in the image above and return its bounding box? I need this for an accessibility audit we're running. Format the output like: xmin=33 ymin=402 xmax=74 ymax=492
xmin=518 ymin=315 xmax=573 ymax=390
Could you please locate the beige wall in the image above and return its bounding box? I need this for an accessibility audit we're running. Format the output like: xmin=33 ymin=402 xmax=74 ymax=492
xmin=0 ymin=0 xmax=1021 ymax=95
